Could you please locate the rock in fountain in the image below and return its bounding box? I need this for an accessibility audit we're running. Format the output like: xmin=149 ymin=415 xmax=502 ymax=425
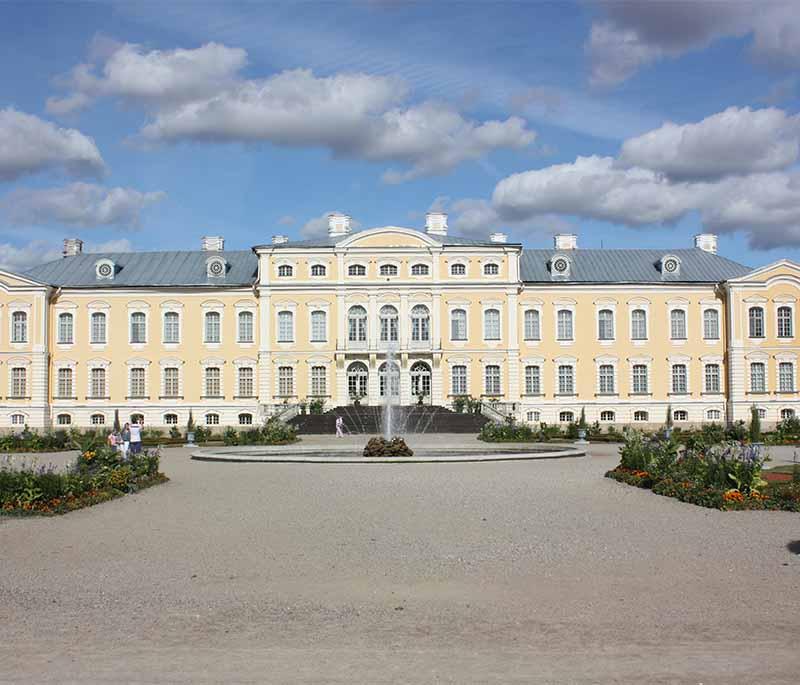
xmin=363 ymin=436 xmax=414 ymax=458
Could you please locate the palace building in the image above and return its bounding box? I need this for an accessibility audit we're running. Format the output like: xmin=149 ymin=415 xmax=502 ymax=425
xmin=1 ymin=212 xmax=799 ymax=430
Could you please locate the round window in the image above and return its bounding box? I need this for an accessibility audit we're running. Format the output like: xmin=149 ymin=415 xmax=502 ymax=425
xmin=208 ymin=260 xmax=225 ymax=276
xmin=97 ymin=262 xmax=113 ymax=278
xmin=553 ymin=258 xmax=568 ymax=273
xmin=664 ymin=258 xmax=678 ymax=273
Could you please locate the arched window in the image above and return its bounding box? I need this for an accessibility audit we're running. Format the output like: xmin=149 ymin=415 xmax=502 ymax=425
xmin=704 ymin=364 xmax=721 ymax=393
xmin=379 ymin=361 xmax=400 ymax=397
xmin=484 ymin=309 xmax=500 ymax=340
xmin=527 ymin=410 xmax=541 ymax=423
xmin=10 ymin=368 xmax=27 ymax=398
xmin=411 ymin=305 xmax=430 ymax=342
xmin=671 ymin=364 xmax=688 ymax=394
xmin=163 ymin=311 xmax=179 ymax=343
xmin=277 ymin=310 xmax=293 ymax=342
xmin=164 ymin=413 xmax=178 ymax=425
xmin=238 ymin=311 xmax=254 ymax=343
xmin=451 ymin=309 xmax=467 ymax=341
xmin=130 ymin=413 xmax=144 ymax=424
xmin=484 ymin=365 xmax=501 ymax=395
xmin=757 ymin=407 xmax=767 ymax=419
xmin=278 ymin=366 xmax=294 ymax=396
xmin=348 ymin=264 xmax=366 ymax=276
xmin=57 ymin=313 xmax=74 ymax=344
xmin=777 ymin=306 xmax=793 ymax=338
xmin=204 ymin=311 xmax=221 ymax=343
xmin=311 ymin=366 xmax=327 ymax=396
xmin=163 ymin=367 xmax=179 ymax=398
xmin=631 ymin=309 xmax=647 ymax=340
xmin=673 ymin=410 xmax=688 ymax=422
xmin=600 ymin=410 xmax=615 ymax=422
xmin=597 ymin=310 xmax=614 ymax=340
xmin=450 ymin=263 xmax=466 ymax=276
xmin=781 ymin=408 xmax=796 ymax=420
xmin=310 ymin=310 xmax=326 ymax=342
xmin=87 ymin=312 xmax=105 ymax=344
xmin=238 ymin=413 xmax=253 ymax=425
xmin=748 ymin=306 xmax=764 ymax=338
xmin=525 ymin=365 xmax=541 ymax=395
xmin=410 ymin=361 xmax=431 ymax=397
xmin=56 ymin=413 xmax=72 ymax=426
xmin=347 ymin=362 xmax=368 ymax=399
xmin=205 ymin=413 xmax=220 ymax=425
xmin=706 ymin=409 xmax=721 ymax=421
xmin=130 ymin=312 xmax=146 ymax=343
xmin=11 ymin=311 xmax=27 ymax=343
xmin=411 ymin=263 xmax=429 ymax=276
xmin=523 ymin=310 xmax=540 ymax=341
xmin=10 ymin=413 xmax=25 ymax=426
xmin=779 ymin=362 xmax=795 ymax=392
xmin=557 ymin=309 xmax=573 ymax=341
xmin=558 ymin=365 xmax=574 ymax=394
xmin=451 ymin=365 xmax=467 ymax=395
xmin=310 ymin=264 xmax=326 ymax=277
xmin=633 ymin=410 xmax=649 ymax=422
xmin=237 ymin=367 xmax=254 ymax=397
xmin=277 ymin=264 xmax=293 ymax=277
xmin=379 ymin=305 xmax=399 ymax=342
xmin=91 ymin=413 xmax=105 ymax=425
xmin=632 ymin=364 xmax=649 ymax=394
xmin=703 ymin=309 xmax=720 ymax=340
xmin=670 ymin=309 xmax=686 ymax=339
xmin=348 ymin=306 xmax=367 ymax=342
xmin=558 ymin=411 xmax=574 ymax=423
xmin=379 ymin=264 xmax=398 ymax=277
xmin=483 ymin=263 xmax=499 ymax=276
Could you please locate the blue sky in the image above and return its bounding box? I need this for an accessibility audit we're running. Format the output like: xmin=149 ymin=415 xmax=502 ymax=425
xmin=1 ymin=0 xmax=800 ymax=271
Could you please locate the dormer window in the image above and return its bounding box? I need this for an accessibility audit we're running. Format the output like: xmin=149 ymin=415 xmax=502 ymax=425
xmin=550 ymin=254 xmax=571 ymax=279
xmin=379 ymin=264 xmax=398 ymax=277
xmin=95 ymin=258 xmax=115 ymax=280
xmin=277 ymin=264 xmax=293 ymax=277
xmin=660 ymin=254 xmax=681 ymax=278
xmin=206 ymin=256 xmax=227 ymax=278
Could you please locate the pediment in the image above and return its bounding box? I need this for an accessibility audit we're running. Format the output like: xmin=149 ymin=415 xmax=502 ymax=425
xmin=728 ymin=260 xmax=800 ymax=285
xmin=339 ymin=227 xmax=436 ymax=249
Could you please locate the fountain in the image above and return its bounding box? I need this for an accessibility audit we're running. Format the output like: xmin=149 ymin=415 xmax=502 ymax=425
xmin=382 ymin=343 xmax=399 ymax=440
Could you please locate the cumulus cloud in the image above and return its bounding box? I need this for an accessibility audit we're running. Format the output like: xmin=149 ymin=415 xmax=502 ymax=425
xmin=3 ymin=183 xmax=165 ymax=228
xmin=0 ymin=240 xmax=63 ymax=273
xmin=587 ymin=1 xmax=800 ymax=87
xmin=300 ymin=212 xmax=361 ymax=239
xmin=0 ymin=108 xmax=105 ymax=181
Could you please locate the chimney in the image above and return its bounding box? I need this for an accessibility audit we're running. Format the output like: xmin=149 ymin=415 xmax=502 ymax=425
xmin=694 ymin=233 xmax=718 ymax=254
xmin=202 ymin=236 xmax=224 ymax=251
xmin=425 ymin=211 xmax=448 ymax=236
xmin=272 ymin=235 xmax=289 ymax=245
xmin=489 ymin=232 xmax=507 ymax=244
xmin=553 ymin=233 xmax=577 ymax=250
xmin=328 ymin=213 xmax=351 ymax=238
xmin=63 ymin=238 xmax=83 ymax=257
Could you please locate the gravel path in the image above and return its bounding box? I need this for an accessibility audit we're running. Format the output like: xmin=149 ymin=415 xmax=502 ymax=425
xmin=1 ymin=441 xmax=799 ymax=683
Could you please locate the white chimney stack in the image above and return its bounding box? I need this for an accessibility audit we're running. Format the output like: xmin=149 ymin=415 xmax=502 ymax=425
xmin=328 ymin=213 xmax=351 ymax=238
xmin=425 ymin=212 xmax=448 ymax=236
xmin=489 ymin=232 xmax=507 ymax=244
xmin=202 ymin=236 xmax=224 ymax=251
xmin=272 ymin=235 xmax=289 ymax=245
xmin=694 ymin=233 xmax=718 ymax=254
xmin=554 ymin=233 xmax=577 ymax=250
xmin=62 ymin=238 xmax=83 ymax=257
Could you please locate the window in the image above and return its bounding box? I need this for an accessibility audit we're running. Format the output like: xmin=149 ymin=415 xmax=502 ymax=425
xmin=411 ymin=305 xmax=430 ymax=342
xmin=164 ymin=413 xmax=178 ymax=425
xmin=703 ymin=309 xmax=720 ymax=340
xmin=90 ymin=312 xmax=107 ymax=344
xmin=527 ymin=411 xmax=541 ymax=423
xmin=310 ymin=310 xmax=326 ymax=342
xmin=204 ymin=311 xmax=221 ymax=343
xmin=311 ymin=366 xmax=327 ymax=396
xmin=777 ymin=306 xmax=793 ymax=338
xmin=558 ymin=365 xmax=574 ymax=394
xmin=379 ymin=264 xmax=398 ymax=277
xmin=670 ymin=309 xmax=686 ymax=339
xmin=750 ymin=362 xmax=766 ymax=392
xmin=277 ymin=311 xmax=293 ymax=342
xmin=56 ymin=414 xmax=71 ymax=426
xmin=277 ymin=264 xmax=293 ymax=277
xmin=671 ymin=364 xmax=687 ymax=394
xmin=749 ymin=306 xmax=764 ymax=338
xmin=410 ymin=362 xmax=431 ymax=397
xmin=600 ymin=411 xmax=615 ymax=422
xmin=238 ymin=367 xmax=254 ymax=397
xmin=91 ymin=413 xmax=105 ymax=425
xmin=130 ymin=368 xmax=146 ymax=398
xmin=57 ymin=368 xmax=73 ymax=398
xmin=278 ymin=366 xmax=294 ymax=396
xmin=310 ymin=264 xmax=326 ymax=277
xmin=598 ymin=310 xmax=614 ymax=340
xmin=347 ymin=362 xmax=368 ymax=399
xmin=130 ymin=413 xmax=144 ymax=424
xmin=239 ymin=413 xmax=253 ymax=425
xmin=523 ymin=310 xmax=540 ymax=341
xmin=634 ymin=410 xmax=649 ymax=422
xmin=704 ymin=364 xmax=721 ymax=393
xmin=205 ymin=367 xmax=221 ymax=397
xmin=706 ymin=409 xmax=721 ymax=421
xmin=57 ymin=313 xmax=74 ymax=344
xmin=779 ymin=362 xmax=795 ymax=392
xmin=411 ymin=264 xmax=429 ymax=276
xmin=11 ymin=368 xmax=27 ymax=398
xmin=11 ymin=311 xmax=27 ymax=343
xmin=238 ymin=311 xmax=254 ymax=343
xmin=632 ymin=364 xmax=649 ymax=394
xmin=781 ymin=408 xmax=796 ymax=420
xmin=163 ymin=312 xmax=180 ymax=343
xmin=557 ymin=309 xmax=573 ymax=341
xmin=484 ymin=365 xmax=501 ymax=395
xmin=90 ymin=368 xmax=106 ymax=398
xmin=348 ymin=264 xmax=366 ymax=276
xmin=484 ymin=309 xmax=500 ymax=340
xmin=451 ymin=365 xmax=467 ymax=395
xmin=598 ymin=364 xmax=615 ymax=394
xmin=379 ymin=362 xmax=400 ymax=397
xmin=757 ymin=408 xmax=767 ymax=419
xmin=348 ymin=306 xmax=367 ymax=342
xmin=379 ymin=305 xmax=399 ymax=342
xmin=163 ymin=367 xmax=179 ymax=398
xmin=673 ymin=410 xmax=688 ymax=422
xmin=524 ymin=365 xmax=541 ymax=395
xmin=483 ymin=263 xmax=499 ymax=276
xmin=451 ymin=309 xmax=467 ymax=341
xmin=130 ymin=312 xmax=146 ymax=343
xmin=205 ymin=413 xmax=220 ymax=426
xmin=631 ymin=309 xmax=647 ymax=340
xmin=559 ymin=411 xmax=574 ymax=423
xmin=11 ymin=413 xmax=25 ymax=425
xmin=450 ymin=263 xmax=466 ymax=276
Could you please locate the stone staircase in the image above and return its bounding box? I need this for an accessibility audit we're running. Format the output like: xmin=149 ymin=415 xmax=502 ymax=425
xmin=288 ymin=405 xmax=490 ymax=435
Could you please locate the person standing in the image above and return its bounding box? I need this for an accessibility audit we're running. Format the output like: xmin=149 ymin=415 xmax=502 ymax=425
xmin=129 ymin=419 xmax=143 ymax=455
xmin=335 ymin=415 xmax=344 ymax=438
xmin=121 ymin=423 xmax=131 ymax=460
xmin=107 ymin=430 xmax=118 ymax=452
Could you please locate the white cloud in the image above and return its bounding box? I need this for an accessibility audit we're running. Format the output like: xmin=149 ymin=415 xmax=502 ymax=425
xmin=3 ymin=183 xmax=166 ymax=228
xmin=87 ymin=238 xmax=134 ymax=253
xmin=277 ymin=215 xmax=296 ymax=226
xmin=0 ymin=237 xmax=134 ymax=273
xmin=0 ymin=108 xmax=105 ymax=181
xmin=300 ymin=212 xmax=361 ymax=239
xmin=618 ymin=107 xmax=800 ymax=180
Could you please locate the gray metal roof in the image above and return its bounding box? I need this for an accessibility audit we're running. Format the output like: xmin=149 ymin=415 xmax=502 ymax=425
xmin=520 ymin=248 xmax=751 ymax=283
xmin=24 ymin=250 xmax=258 ymax=288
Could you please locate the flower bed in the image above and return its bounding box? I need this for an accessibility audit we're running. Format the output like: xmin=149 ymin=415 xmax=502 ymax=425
xmin=605 ymin=431 xmax=800 ymax=512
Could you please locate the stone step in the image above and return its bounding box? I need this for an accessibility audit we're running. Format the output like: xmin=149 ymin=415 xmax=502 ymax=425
xmin=288 ymin=405 xmax=489 ymax=434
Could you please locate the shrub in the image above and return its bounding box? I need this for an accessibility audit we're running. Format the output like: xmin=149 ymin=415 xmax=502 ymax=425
xmin=452 ymin=396 xmax=467 ymax=413
xmin=749 ymin=405 xmax=762 ymax=443
xmin=478 ymin=417 xmax=536 ymax=442
xmin=309 ymin=398 xmax=325 ymax=415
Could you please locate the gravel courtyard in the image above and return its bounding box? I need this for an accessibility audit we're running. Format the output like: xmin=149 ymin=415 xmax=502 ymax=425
xmin=2 ymin=439 xmax=799 ymax=683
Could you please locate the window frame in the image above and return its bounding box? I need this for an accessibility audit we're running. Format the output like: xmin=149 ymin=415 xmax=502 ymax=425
xmin=748 ymin=306 xmax=765 ymax=339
